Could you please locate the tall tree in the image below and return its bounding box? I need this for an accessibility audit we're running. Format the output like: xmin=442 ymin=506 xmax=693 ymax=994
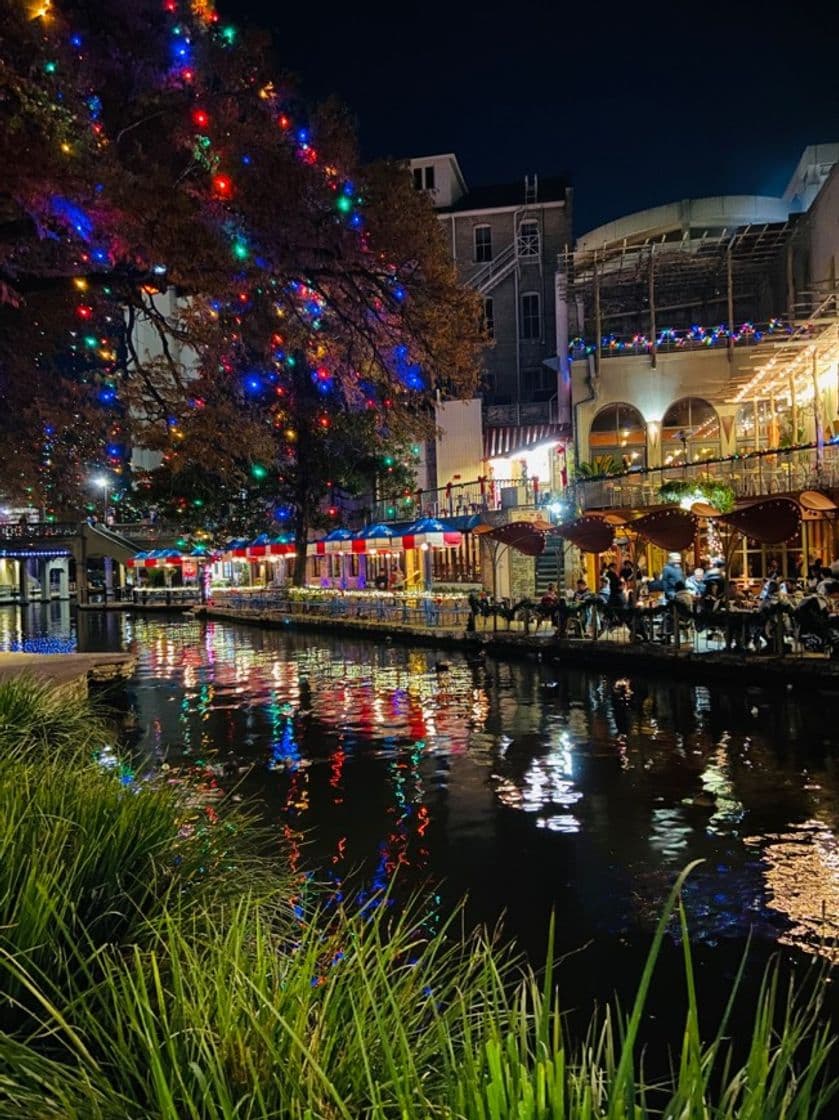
xmin=0 ymin=0 xmax=484 ymax=574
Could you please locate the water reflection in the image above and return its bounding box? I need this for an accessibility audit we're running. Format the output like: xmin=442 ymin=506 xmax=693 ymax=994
xmin=3 ymin=605 xmax=839 ymax=966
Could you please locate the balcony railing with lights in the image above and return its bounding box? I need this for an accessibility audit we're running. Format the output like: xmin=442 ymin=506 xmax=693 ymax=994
xmin=573 ymin=442 xmax=839 ymax=511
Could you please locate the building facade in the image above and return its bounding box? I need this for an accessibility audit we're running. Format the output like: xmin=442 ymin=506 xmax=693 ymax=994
xmin=565 ymin=144 xmax=839 ymax=581
xmin=408 ymin=153 xmax=573 ymax=430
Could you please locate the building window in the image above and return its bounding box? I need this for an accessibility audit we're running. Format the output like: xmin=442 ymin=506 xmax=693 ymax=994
xmin=483 ymin=297 xmax=495 ymax=340
xmin=517 ymin=220 xmax=540 ymax=257
xmin=589 ymin=403 xmax=647 ymax=470
xmin=474 ymin=225 xmax=492 ymax=263
xmin=661 ymin=397 xmax=720 ymax=464
xmin=735 ymin=399 xmax=793 ymax=452
xmin=412 ymin=166 xmax=435 ymax=191
xmin=520 ymin=292 xmax=541 ymax=340
xmin=525 ymin=365 xmax=553 ymax=394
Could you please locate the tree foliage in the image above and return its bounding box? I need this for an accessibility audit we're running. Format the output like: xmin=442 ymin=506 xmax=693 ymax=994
xmin=0 ymin=0 xmax=484 ymax=573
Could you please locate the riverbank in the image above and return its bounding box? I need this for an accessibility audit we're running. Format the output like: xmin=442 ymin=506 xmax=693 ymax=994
xmin=0 ymin=650 xmax=135 ymax=696
xmin=194 ymin=603 xmax=839 ymax=688
xmin=77 ymin=600 xmax=195 ymax=613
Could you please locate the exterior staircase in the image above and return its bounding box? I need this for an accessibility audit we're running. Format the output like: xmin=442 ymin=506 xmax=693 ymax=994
xmin=469 ymin=242 xmax=518 ymax=294
xmin=535 ymin=546 xmax=564 ymax=596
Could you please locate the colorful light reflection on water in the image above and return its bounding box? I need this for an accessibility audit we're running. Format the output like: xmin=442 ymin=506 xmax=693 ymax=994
xmin=5 ymin=606 xmax=839 ymax=987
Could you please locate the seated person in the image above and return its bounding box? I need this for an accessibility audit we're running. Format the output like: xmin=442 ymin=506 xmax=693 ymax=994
xmin=540 ymin=582 xmax=559 ymax=608
xmin=673 ymin=580 xmax=695 ymax=611
xmin=686 ymin=567 xmax=705 ymax=596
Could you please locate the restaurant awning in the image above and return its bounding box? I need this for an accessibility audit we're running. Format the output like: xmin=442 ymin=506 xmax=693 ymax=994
xmin=307 ymin=521 xmax=463 ymax=557
xmin=483 ymin=423 xmax=564 ymax=460
xmin=246 ymin=534 xmax=296 ymax=559
xmin=127 ymin=549 xmax=213 ymax=568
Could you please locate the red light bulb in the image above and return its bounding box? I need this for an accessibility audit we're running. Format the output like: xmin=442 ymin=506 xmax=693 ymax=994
xmin=213 ymin=174 xmax=232 ymax=198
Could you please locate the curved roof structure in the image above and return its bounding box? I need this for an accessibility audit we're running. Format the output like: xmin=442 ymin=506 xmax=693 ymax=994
xmin=577 ymin=195 xmax=790 ymax=253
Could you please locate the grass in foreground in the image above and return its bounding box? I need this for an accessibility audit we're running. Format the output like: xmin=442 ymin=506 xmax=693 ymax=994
xmin=0 ymin=678 xmax=835 ymax=1118
xmin=0 ymin=675 xmax=110 ymax=755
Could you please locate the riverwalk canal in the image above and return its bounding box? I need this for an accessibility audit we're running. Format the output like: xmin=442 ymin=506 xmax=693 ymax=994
xmin=3 ymin=602 xmax=839 ymax=1035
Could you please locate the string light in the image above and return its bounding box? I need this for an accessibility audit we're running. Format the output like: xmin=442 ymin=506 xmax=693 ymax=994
xmin=20 ymin=0 xmax=427 ymax=522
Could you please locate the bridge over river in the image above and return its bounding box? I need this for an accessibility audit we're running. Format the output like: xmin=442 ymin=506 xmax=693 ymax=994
xmin=0 ymin=521 xmax=138 ymax=603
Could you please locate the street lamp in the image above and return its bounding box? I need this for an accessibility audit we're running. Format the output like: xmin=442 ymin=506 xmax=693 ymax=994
xmin=92 ymin=475 xmax=110 ymax=521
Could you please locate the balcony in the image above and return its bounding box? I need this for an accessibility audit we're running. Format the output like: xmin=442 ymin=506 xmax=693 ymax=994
xmin=371 ymin=478 xmax=547 ymax=524
xmin=574 ymin=444 xmax=839 ymax=511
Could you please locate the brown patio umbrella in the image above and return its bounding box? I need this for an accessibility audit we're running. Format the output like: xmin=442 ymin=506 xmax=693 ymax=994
xmin=716 ymin=497 xmax=801 ymax=545
xmin=482 ymin=521 xmax=546 ymax=557
xmin=553 ymin=515 xmax=615 ymax=553
xmin=798 ymin=490 xmax=837 ymax=513
xmin=628 ymin=508 xmax=698 ymax=551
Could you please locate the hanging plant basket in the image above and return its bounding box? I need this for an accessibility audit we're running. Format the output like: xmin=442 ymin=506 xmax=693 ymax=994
xmin=658 ymin=477 xmax=736 ymax=513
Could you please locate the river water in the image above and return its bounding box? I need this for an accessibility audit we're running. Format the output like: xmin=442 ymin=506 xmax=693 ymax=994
xmin=4 ymin=602 xmax=839 ymax=1028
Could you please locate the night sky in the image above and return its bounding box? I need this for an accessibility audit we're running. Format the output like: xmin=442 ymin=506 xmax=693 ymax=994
xmin=230 ymin=0 xmax=839 ymax=234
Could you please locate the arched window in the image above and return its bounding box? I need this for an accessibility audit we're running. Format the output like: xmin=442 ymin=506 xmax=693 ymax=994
xmin=736 ymin=399 xmax=793 ymax=452
xmin=589 ymin=403 xmax=647 ymax=469
xmin=661 ymin=398 xmax=720 ymax=465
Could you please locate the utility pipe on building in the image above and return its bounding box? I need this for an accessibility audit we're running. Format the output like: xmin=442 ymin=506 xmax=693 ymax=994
xmin=554 ymin=268 xmax=570 ymax=427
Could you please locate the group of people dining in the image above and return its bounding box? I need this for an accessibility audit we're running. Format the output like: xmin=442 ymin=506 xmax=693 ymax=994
xmin=540 ymin=551 xmax=839 ymax=654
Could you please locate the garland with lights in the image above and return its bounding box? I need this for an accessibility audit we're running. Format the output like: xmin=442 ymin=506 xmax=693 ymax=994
xmin=568 ymin=318 xmax=793 ymax=357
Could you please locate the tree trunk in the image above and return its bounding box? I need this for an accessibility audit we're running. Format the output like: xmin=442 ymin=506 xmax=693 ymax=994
xmin=292 ymin=504 xmax=308 ymax=587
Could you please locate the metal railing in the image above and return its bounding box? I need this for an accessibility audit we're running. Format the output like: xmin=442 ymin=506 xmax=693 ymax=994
xmin=109 ymin=522 xmax=184 ymax=546
xmin=209 ymin=587 xmax=472 ymax=630
xmin=468 ymin=592 xmax=839 ymax=658
xmin=468 ymin=242 xmax=518 ymax=294
xmin=546 ymin=595 xmax=836 ymax=658
xmin=575 ymin=444 xmax=839 ymax=510
xmin=0 ymin=522 xmax=78 ymax=541
xmin=370 ymin=478 xmax=547 ymax=523
xmin=78 ymin=586 xmax=202 ymax=606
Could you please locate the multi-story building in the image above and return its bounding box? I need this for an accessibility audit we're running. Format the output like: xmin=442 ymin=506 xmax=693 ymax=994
xmin=565 ymin=143 xmax=839 ymax=580
xmin=408 ymin=154 xmax=573 ymax=473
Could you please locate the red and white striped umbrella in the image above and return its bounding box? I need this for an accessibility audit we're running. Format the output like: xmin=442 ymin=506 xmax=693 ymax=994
xmin=401 ymin=531 xmax=462 ymax=550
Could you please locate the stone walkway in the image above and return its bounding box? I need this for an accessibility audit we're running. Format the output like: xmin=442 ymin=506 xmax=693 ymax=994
xmin=0 ymin=652 xmax=136 ymax=694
